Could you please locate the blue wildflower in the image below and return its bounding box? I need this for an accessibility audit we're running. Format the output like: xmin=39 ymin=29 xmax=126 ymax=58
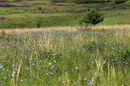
xmin=112 ymin=59 xmax=116 ymax=62
xmin=53 ymin=61 xmax=56 ymax=63
xmin=32 ymin=63 xmax=35 ymax=65
xmin=87 ymin=79 xmax=92 ymax=85
xmin=20 ymin=79 xmax=23 ymax=82
xmin=46 ymin=73 xmax=49 ymax=76
xmin=124 ymin=46 xmax=127 ymax=48
xmin=75 ymin=67 xmax=78 ymax=70
xmin=88 ymin=82 xmax=92 ymax=85
xmin=0 ymin=83 xmax=3 ymax=86
xmin=7 ymin=74 xmax=11 ymax=77
xmin=0 ymin=65 xmax=3 ymax=69
xmin=83 ymin=78 xmax=87 ymax=81
xmin=12 ymin=71 xmax=16 ymax=75
xmin=73 ymin=83 xmax=77 ymax=85
xmin=1 ymin=79 xmax=4 ymax=82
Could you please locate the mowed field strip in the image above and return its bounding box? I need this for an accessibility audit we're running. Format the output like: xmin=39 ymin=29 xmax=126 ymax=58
xmin=0 ymin=25 xmax=130 ymax=33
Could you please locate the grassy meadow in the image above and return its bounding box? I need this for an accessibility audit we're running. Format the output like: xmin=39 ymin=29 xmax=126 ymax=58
xmin=0 ymin=0 xmax=130 ymax=86
xmin=1 ymin=0 xmax=130 ymax=28
xmin=0 ymin=27 xmax=130 ymax=86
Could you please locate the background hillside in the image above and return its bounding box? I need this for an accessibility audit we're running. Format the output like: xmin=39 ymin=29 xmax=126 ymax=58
xmin=0 ymin=0 xmax=130 ymax=28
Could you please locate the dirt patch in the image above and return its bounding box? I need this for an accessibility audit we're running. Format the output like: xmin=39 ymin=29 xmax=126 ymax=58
xmin=33 ymin=3 xmax=74 ymax=6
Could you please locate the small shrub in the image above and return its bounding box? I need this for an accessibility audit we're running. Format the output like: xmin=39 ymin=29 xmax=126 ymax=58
xmin=36 ymin=18 xmax=42 ymax=28
xmin=36 ymin=22 xmax=41 ymax=28
xmin=82 ymin=9 xmax=104 ymax=26
xmin=38 ymin=7 xmax=42 ymax=10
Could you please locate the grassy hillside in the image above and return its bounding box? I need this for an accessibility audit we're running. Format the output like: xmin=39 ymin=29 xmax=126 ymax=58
xmin=0 ymin=0 xmax=130 ymax=86
xmin=0 ymin=0 xmax=130 ymax=28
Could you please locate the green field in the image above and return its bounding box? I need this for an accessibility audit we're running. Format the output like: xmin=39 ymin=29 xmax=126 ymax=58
xmin=0 ymin=0 xmax=130 ymax=86
xmin=0 ymin=28 xmax=130 ymax=86
xmin=0 ymin=0 xmax=130 ymax=28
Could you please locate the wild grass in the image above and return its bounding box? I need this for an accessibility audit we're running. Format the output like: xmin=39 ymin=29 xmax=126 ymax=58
xmin=0 ymin=27 xmax=130 ymax=86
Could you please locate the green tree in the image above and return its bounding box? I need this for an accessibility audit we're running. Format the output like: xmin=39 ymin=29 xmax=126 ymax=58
xmin=82 ymin=9 xmax=104 ymax=25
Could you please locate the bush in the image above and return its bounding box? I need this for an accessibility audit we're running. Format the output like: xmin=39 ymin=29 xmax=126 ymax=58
xmin=36 ymin=18 xmax=42 ymax=28
xmin=81 ymin=9 xmax=104 ymax=25
xmin=36 ymin=22 xmax=41 ymax=28
xmin=114 ymin=0 xmax=126 ymax=3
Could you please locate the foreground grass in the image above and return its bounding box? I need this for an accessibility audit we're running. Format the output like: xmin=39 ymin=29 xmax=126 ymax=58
xmin=0 ymin=27 xmax=130 ymax=86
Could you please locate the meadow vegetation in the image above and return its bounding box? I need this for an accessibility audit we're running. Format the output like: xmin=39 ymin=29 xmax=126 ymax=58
xmin=0 ymin=0 xmax=130 ymax=86
xmin=0 ymin=28 xmax=130 ymax=86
